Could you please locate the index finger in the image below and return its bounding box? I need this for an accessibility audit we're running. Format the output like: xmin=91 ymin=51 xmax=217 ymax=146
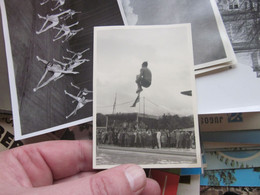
xmin=0 ymin=140 xmax=92 ymax=187
xmin=36 ymin=140 xmax=93 ymax=179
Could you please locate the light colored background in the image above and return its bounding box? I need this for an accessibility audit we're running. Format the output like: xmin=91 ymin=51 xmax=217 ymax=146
xmin=94 ymin=24 xmax=195 ymax=117
xmin=197 ymin=52 xmax=260 ymax=114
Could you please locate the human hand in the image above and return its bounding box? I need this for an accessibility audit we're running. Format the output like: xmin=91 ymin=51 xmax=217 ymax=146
xmin=0 ymin=140 xmax=160 ymax=195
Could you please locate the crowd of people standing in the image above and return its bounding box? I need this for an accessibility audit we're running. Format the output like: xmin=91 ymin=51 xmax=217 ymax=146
xmin=97 ymin=127 xmax=195 ymax=149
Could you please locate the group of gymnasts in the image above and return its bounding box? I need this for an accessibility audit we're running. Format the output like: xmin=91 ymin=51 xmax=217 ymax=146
xmin=33 ymin=0 xmax=92 ymax=119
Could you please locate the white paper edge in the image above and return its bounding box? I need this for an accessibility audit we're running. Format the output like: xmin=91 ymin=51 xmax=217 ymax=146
xmin=0 ymin=1 xmax=93 ymax=140
xmin=92 ymin=24 xmax=202 ymax=169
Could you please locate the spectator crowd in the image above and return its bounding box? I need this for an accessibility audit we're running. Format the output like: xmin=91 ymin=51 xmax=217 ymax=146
xmin=97 ymin=127 xmax=195 ymax=149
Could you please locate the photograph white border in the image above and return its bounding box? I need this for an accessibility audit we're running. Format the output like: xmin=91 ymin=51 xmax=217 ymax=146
xmin=0 ymin=0 xmax=93 ymax=140
xmin=93 ymin=24 xmax=201 ymax=169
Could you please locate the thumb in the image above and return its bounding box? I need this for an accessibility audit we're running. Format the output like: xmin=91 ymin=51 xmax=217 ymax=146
xmin=87 ymin=164 xmax=147 ymax=195
xmin=32 ymin=164 xmax=147 ymax=195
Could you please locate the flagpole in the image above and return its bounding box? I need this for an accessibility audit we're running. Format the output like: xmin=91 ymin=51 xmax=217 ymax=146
xmin=136 ymin=94 xmax=141 ymax=129
xmin=139 ymin=94 xmax=141 ymax=115
xmin=112 ymin=93 xmax=117 ymax=114
xmin=143 ymin=96 xmax=145 ymax=118
xmin=105 ymin=115 xmax=108 ymax=131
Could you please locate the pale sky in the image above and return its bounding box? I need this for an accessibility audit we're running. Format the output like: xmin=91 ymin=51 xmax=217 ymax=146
xmin=119 ymin=0 xmax=227 ymax=67
xmin=94 ymin=24 xmax=195 ymax=116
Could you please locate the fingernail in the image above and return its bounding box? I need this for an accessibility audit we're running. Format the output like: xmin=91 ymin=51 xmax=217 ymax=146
xmin=125 ymin=165 xmax=146 ymax=193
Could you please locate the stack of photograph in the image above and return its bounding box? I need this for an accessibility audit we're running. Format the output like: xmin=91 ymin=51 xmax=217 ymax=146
xmin=198 ymin=0 xmax=260 ymax=192
xmin=3 ymin=0 xmax=260 ymax=194
xmin=1 ymin=0 xmax=203 ymax=171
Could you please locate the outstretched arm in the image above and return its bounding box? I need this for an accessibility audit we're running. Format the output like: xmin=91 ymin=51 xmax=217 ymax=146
xmin=79 ymin=48 xmax=90 ymax=54
xmin=40 ymin=0 xmax=50 ymax=5
xmin=68 ymin=22 xmax=79 ymax=28
xmin=56 ymin=9 xmax=71 ymax=17
xmin=66 ymin=48 xmax=75 ymax=54
xmin=63 ymin=56 xmax=73 ymax=61
xmin=36 ymin=56 xmax=48 ymax=64
xmin=70 ymin=82 xmax=80 ymax=90
xmin=53 ymin=26 xmax=62 ymax=30
xmin=53 ymin=59 xmax=67 ymax=66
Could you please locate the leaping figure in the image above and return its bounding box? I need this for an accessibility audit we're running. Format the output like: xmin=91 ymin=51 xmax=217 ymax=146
xmin=53 ymin=56 xmax=89 ymax=70
xmin=64 ymin=82 xmax=92 ymax=119
xmin=33 ymin=56 xmax=79 ymax=92
xmin=63 ymin=28 xmax=84 ymax=42
xmin=131 ymin=61 xmax=152 ymax=107
xmin=70 ymin=82 xmax=92 ymax=103
xmin=60 ymin=9 xmax=81 ymax=20
xmin=53 ymin=22 xmax=79 ymax=42
xmin=135 ymin=61 xmax=152 ymax=93
xmin=66 ymin=48 xmax=90 ymax=60
xmin=51 ymin=0 xmax=66 ymax=11
xmin=36 ymin=9 xmax=71 ymax=34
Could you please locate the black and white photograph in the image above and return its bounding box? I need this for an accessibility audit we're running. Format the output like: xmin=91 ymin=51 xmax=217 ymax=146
xmin=196 ymin=0 xmax=260 ymax=114
xmin=0 ymin=9 xmax=11 ymax=114
xmin=93 ymin=25 xmax=201 ymax=169
xmin=0 ymin=0 xmax=124 ymax=139
xmin=117 ymin=0 xmax=236 ymax=71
